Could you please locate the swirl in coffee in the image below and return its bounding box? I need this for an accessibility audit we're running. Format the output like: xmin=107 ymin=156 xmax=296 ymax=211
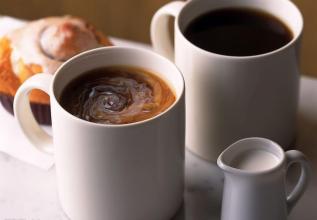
xmin=59 ymin=66 xmax=175 ymax=124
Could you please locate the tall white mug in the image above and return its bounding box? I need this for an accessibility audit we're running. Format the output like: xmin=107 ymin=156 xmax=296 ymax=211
xmin=13 ymin=47 xmax=185 ymax=220
xmin=151 ymin=0 xmax=303 ymax=161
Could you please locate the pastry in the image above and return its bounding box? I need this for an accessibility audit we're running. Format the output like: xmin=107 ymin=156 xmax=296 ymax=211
xmin=0 ymin=16 xmax=112 ymax=124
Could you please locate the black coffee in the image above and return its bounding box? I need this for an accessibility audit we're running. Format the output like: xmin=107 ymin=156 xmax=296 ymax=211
xmin=184 ymin=8 xmax=293 ymax=56
xmin=59 ymin=66 xmax=175 ymax=125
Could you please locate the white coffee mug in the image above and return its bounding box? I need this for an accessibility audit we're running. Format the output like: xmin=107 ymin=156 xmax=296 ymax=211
xmin=217 ymin=137 xmax=311 ymax=220
xmin=151 ymin=0 xmax=303 ymax=161
xmin=13 ymin=47 xmax=185 ymax=220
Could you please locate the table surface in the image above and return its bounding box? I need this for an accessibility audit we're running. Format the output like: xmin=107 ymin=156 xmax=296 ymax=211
xmin=1 ymin=38 xmax=317 ymax=220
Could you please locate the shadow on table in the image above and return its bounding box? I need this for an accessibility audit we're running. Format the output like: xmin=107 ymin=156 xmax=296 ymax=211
xmin=172 ymin=150 xmax=223 ymax=220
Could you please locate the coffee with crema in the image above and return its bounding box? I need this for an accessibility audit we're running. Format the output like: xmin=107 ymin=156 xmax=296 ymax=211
xmin=59 ymin=66 xmax=175 ymax=124
xmin=231 ymin=150 xmax=279 ymax=172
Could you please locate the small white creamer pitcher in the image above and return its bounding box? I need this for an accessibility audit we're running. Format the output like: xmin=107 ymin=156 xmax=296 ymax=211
xmin=217 ymin=137 xmax=311 ymax=220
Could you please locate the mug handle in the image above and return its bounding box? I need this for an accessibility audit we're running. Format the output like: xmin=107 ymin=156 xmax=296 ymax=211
xmin=285 ymin=150 xmax=311 ymax=213
xmin=151 ymin=1 xmax=185 ymax=61
xmin=13 ymin=73 xmax=54 ymax=155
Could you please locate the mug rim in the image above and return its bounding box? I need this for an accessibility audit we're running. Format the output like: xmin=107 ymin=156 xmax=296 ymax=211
xmin=50 ymin=46 xmax=185 ymax=128
xmin=217 ymin=137 xmax=286 ymax=176
xmin=176 ymin=0 xmax=303 ymax=60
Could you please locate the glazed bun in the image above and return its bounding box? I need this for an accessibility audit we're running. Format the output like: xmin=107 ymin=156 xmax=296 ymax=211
xmin=40 ymin=18 xmax=102 ymax=61
xmin=7 ymin=16 xmax=112 ymax=74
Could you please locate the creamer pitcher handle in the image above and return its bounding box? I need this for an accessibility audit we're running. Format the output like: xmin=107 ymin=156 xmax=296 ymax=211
xmin=151 ymin=1 xmax=185 ymax=61
xmin=285 ymin=150 xmax=311 ymax=213
xmin=14 ymin=73 xmax=54 ymax=155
